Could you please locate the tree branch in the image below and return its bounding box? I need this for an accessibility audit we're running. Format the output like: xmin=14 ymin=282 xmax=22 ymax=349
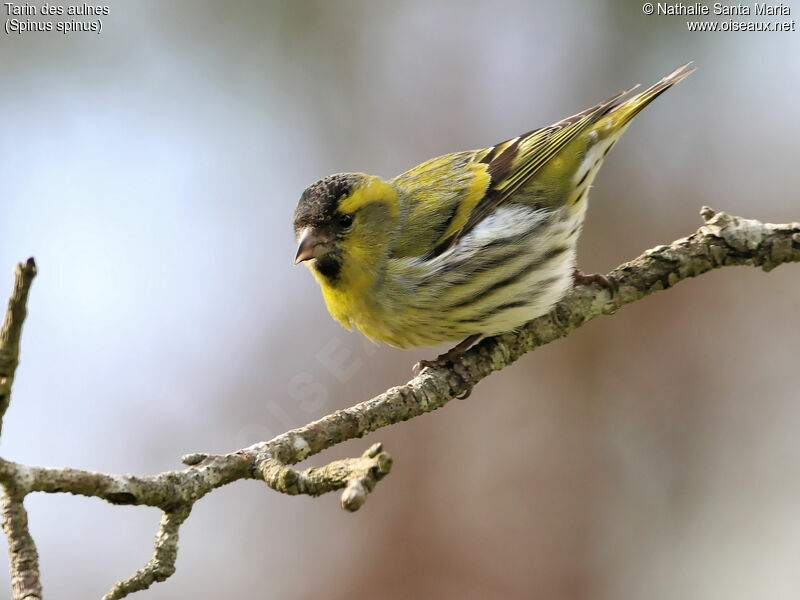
xmin=1 ymin=488 xmax=42 ymax=600
xmin=0 ymin=258 xmax=40 ymax=600
xmin=102 ymin=508 xmax=190 ymax=600
xmin=0 ymin=258 xmax=36 ymax=435
xmin=0 ymin=208 xmax=798 ymax=599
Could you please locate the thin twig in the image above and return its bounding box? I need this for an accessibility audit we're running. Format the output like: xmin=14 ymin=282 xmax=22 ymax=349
xmin=0 ymin=258 xmax=37 ymax=434
xmin=102 ymin=507 xmax=191 ymax=600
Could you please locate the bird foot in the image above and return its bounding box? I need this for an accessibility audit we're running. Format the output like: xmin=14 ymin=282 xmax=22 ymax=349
xmin=411 ymin=358 xmax=441 ymax=377
xmin=411 ymin=334 xmax=481 ymax=381
xmin=572 ymin=268 xmax=616 ymax=295
xmin=412 ymin=335 xmax=480 ymax=399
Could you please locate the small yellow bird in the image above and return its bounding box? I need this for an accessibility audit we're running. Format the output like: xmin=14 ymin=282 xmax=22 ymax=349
xmin=294 ymin=63 xmax=694 ymax=368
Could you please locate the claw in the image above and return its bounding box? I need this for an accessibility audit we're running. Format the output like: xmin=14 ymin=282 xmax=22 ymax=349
xmin=411 ymin=360 xmax=430 ymax=377
xmin=452 ymin=362 xmax=475 ymax=400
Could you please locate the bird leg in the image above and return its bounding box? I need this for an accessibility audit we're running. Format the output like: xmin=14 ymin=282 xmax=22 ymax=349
xmin=412 ymin=334 xmax=481 ymax=377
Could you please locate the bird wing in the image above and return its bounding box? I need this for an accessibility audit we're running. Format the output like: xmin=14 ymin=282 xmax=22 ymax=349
xmin=391 ymin=63 xmax=695 ymax=261
xmin=449 ymin=62 xmax=697 ymax=255
xmin=431 ymin=85 xmax=641 ymax=257
xmin=389 ymin=150 xmax=493 ymax=259
xmin=390 ymin=87 xmax=636 ymax=260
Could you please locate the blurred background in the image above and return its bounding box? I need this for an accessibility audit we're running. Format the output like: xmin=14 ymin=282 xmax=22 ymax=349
xmin=1 ymin=1 xmax=799 ymax=598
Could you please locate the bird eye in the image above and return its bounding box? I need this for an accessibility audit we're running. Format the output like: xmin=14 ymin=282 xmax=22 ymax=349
xmin=338 ymin=213 xmax=354 ymax=228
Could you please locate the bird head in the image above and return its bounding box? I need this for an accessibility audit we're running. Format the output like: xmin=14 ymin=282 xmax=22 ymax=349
xmin=293 ymin=173 xmax=398 ymax=284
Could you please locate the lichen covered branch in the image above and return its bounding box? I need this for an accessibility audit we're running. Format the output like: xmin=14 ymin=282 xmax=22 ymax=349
xmin=1 ymin=488 xmax=42 ymax=600
xmin=0 ymin=258 xmax=37 ymax=435
xmin=0 ymin=209 xmax=797 ymax=599
xmin=102 ymin=507 xmax=190 ymax=600
xmin=258 ymin=442 xmax=393 ymax=511
xmin=0 ymin=258 xmax=41 ymax=600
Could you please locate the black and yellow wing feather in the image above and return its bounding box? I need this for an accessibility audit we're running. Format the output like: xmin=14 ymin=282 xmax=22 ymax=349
xmin=391 ymin=62 xmax=695 ymax=259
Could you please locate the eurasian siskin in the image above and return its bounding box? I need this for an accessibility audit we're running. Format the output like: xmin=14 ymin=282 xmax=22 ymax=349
xmin=293 ymin=63 xmax=694 ymax=365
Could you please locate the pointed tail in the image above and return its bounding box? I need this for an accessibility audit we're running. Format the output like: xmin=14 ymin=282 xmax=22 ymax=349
xmin=605 ymin=62 xmax=696 ymax=129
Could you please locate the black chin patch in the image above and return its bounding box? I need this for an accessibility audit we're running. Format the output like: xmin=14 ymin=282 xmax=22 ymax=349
xmin=314 ymin=253 xmax=343 ymax=282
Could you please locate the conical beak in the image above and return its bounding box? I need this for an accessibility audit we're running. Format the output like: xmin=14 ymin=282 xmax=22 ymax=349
xmin=294 ymin=227 xmax=333 ymax=264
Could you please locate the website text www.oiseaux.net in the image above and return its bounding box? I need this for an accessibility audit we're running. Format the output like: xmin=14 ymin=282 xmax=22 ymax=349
xmin=686 ymin=18 xmax=795 ymax=30
xmin=642 ymin=3 xmax=796 ymax=31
